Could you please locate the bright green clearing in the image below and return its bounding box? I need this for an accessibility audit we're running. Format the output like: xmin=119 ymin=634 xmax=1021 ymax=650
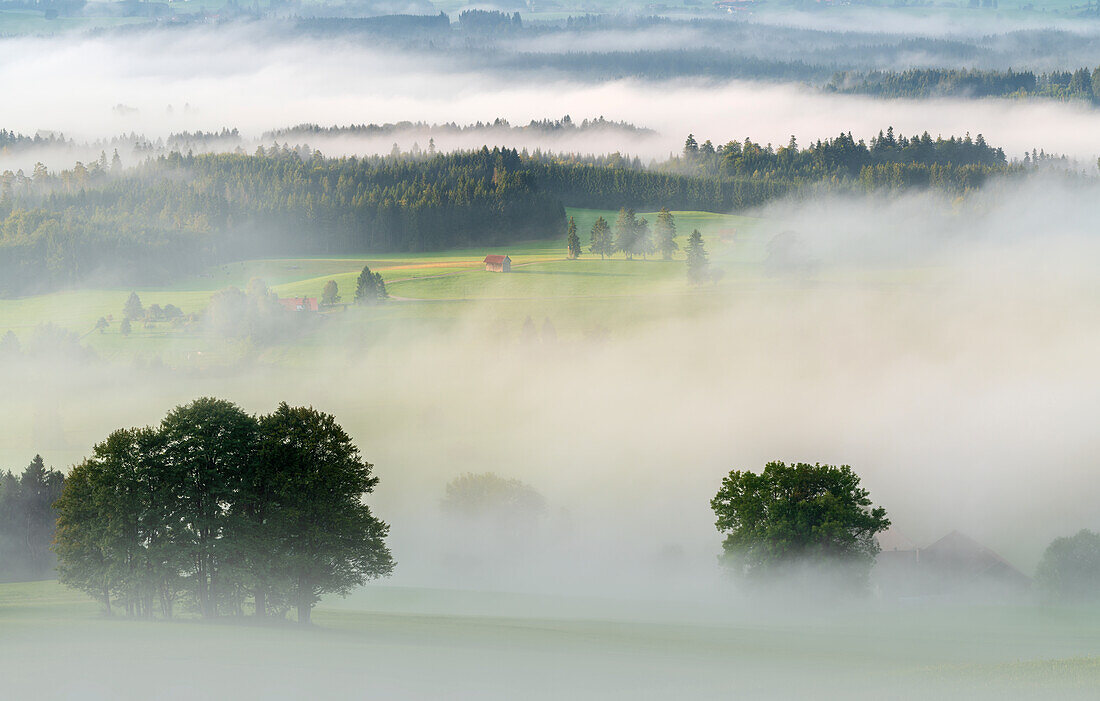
xmin=0 ymin=209 xmax=766 ymax=364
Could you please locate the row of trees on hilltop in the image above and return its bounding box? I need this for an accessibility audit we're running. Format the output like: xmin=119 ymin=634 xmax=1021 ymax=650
xmin=678 ymin=128 xmax=1008 ymax=179
xmin=827 ymin=67 xmax=1100 ymax=103
xmin=564 ymin=209 xmax=711 ymax=284
xmin=54 ymin=399 xmax=394 ymax=623
xmin=572 ymin=207 xmax=679 ymax=261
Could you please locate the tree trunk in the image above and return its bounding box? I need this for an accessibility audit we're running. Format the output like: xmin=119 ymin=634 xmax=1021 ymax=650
xmin=255 ymin=588 xmax=266 ymax=619
xmin=103 ymin=579 xmax=112 ymax=617
xmin=297 ymin=575 xmax=311 ymax=625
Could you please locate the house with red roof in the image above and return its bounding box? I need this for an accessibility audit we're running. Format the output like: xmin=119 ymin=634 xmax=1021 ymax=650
xmin=484 ymin=255 xmax=511 ymax=272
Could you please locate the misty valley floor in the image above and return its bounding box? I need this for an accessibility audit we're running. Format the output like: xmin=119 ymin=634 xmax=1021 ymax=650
xmin=2 ymin=580 xmax=1099 ymax=700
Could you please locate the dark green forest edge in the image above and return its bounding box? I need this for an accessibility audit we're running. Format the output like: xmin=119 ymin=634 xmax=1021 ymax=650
xmin=0 ymin=128 xmax=1054 ymax=297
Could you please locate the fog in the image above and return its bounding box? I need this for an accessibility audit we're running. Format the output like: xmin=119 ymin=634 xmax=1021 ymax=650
xmin=6 ymin=24 xmax=1100 ymax=172
xmin=3 ymin=173 xmax=1100 ymax=698
xmin=4 ymin=14 xmax=1100 ymax=699
xmin=5 ymin=175 xmax=1100 ymax=589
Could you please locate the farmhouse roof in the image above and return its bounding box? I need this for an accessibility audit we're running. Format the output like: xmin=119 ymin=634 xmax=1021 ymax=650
xmin=484 ymin=255 xmax=510 ymax=264
xmin=921 ymin=530 xmax=1031 ymax=584
xmin=278 ymin=296 xmax=319 ymax=312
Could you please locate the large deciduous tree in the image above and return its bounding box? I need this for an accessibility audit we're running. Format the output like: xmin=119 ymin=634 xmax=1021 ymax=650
xmin=321 ymin=280 xmax=341 ymax=306
xmin=54 ymin=398 xmax=394 ymax=624
xmin=710 ymin=461 xmax=889 ymax=591
xmin=1035 ymin=529 xmax=1100 ymax=602
xmin=257 ymin=403 xmax=394 ymax=624
xmin=159 ymin=399 xmax=259 ymax=618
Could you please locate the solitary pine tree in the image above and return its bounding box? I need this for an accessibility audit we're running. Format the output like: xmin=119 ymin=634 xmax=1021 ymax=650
xmin=123 ymin=292 xmax=144 ymax=321
xmin=321 ymin=280 xmax=340 ymax=306
xmin=683 ymin=134 xmax=699 ymax=161
xmin=685 ymin=229 xmax=709 ymax=285
xmin=614 ymin=208 xmax=637 ymax=260
xmin=355 ymin=266 xmax=387 ymax=304
xmin=590 ymin=216 xmax=613 ymax=259
xmin=655 ymin=208 xmax=678 ymax=260
xmin=566 ymin=217 xmax=581 ymax=259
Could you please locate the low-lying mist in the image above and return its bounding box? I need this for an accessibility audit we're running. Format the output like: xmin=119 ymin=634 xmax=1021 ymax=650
xmin=4 ymin=174 xmax=1099 ymax=601
xmin=6 ymin=24 xmax=1100 ymax=171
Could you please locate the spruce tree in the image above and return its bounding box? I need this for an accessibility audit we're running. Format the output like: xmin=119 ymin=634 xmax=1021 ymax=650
xmin=613 ymin=208 xmax=637 ymax=260
xmin=685 ymin=229 xmax=709 ymax=285
xmin=655 ymin=208 xmax=678 ymax=260
xmin=589 ymin=216 xmax=613 ymax=259
xmin=566 ymin=217 xmax=581 ymax=259
xmin=123 ymin=292 xmax=144 ymax=321
xmin=355 ymin=266 xmax=387 ymax=304
xmin=633 ymin=218 xmax=654 ymax=260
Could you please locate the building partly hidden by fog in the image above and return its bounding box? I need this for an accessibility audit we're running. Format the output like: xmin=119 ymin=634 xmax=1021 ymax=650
xmin=875 ymin=530 xmax=1032 ymax=602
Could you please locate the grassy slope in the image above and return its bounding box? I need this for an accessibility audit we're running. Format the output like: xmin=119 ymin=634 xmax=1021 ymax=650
xmin=0 ymin=209 xmax=762 ymax=363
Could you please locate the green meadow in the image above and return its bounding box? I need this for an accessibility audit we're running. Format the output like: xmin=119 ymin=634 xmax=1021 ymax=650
xmin=2 ymin=578 xmax=1100 ymax=699
xmin=0 ymin=209 xmax=765 ymax=364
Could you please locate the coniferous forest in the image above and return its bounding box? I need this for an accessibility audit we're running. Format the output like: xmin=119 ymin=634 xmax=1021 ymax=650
xmin=0 ymin=129 xmax=1042 ymax=296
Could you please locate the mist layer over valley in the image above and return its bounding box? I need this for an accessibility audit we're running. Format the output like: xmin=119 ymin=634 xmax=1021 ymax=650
xmin=4 ymin=6 xmax=1100 ymax=700
xmin=4 ymin=177 xmax=1100 ymax=698
xmin=7 ymin=18 xmax=1100 ymax=171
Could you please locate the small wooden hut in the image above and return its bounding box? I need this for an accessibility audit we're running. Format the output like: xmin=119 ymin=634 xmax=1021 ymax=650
xmin=484 ymin=255 xmax=511 ymax=272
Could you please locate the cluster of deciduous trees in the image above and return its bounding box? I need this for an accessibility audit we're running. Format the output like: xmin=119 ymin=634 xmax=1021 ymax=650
xmin=54 ymin=398 xmax=394 ymax=623
xmin=0 ymin=456 xmax=65 ymax=582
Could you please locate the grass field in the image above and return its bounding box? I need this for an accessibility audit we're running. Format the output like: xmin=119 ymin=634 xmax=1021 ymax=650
xmin=0 ymin=209 xmax=765 ymax=364
xmin=2 ymin=578 xmax=1100 ymax=699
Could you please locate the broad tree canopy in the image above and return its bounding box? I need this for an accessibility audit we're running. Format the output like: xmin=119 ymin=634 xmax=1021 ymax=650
xmin=710 ymin=461 xmax=889 ymax=589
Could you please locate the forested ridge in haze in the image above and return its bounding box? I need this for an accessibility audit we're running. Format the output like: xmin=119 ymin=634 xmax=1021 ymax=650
xmin=0 ymin=147 xmax=565 ymax=295
xmin=0 ymin=129 xmax=1058 ymax=295
xmin=828 ymin=66 xmax=1100 ymax=101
